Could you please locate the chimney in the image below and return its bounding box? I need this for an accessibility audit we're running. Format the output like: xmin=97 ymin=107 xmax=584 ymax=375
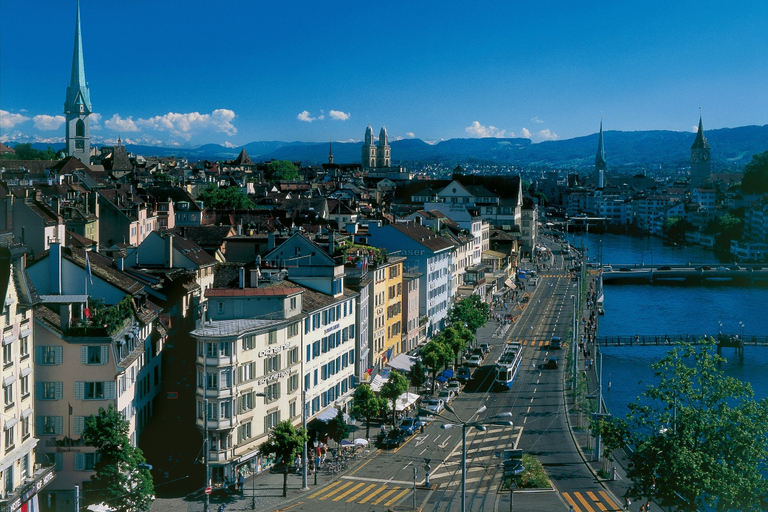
xmin=328 ymin=231 xmax=335 ymax=255
xmin=416 ymin=216 xmax=423 ymax=225
xmin=267 ymin=231 xmax=275 ymax=251
xmin=59 ymin=303 xmax=72 ymax=332
xmin=166 ymin=234 xmax=174 ymax=268
xmin=118 ymin=256 xmax=125 ymax=271
xmin=249 ymin=269 xmax=259 ymax=288
xmin=50 ymin=242 xmax=62 ymax=294
xmin=238 ymin=267 xmax=245 ymax=289
xmin=237 ymin=220 xmax=242 ymax=236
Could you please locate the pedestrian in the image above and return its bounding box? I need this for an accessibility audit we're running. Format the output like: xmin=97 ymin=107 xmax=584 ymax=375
xmin=645 ymin=501 xmax=651 ymax=512
xmin=624 ymin=494 xmax=632 ymax=510
xmin=238 ymin=473 xmax=245 ymax=493
xmin=223 ymin=475 xmax=230 ymax=494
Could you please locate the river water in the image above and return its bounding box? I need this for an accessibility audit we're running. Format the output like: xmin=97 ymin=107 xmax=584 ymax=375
xmin=571 ymin=233 xmax=768 ymax=417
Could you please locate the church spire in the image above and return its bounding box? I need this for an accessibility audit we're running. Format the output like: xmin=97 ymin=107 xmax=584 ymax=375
xmin=328 ymin=136 xmax=334 ymax=164
xmin=594 ymin=118 xmax=606 ymax=189
xmin=691 ymin=115 xmax=710 ymax=150
xmin=65 ymin=1 xmax=91 ymax=114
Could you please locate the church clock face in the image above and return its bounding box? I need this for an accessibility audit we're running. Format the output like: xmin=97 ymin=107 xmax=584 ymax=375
xmin=700 ymin=152 xmax=710 ymax=161
xmin=691 ymin=150 xmax=698 ymax=162
xmin=75 ymin=140 xmax=84 ymax=150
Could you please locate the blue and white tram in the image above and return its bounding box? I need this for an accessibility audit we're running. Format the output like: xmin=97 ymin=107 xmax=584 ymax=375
xmin=494 ymin=342 xmax=523 ymax=390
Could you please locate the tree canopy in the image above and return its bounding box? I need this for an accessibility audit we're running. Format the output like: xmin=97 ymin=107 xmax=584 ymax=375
xmin=351 ymin=383 xmax=387 ymax=438
xmin=662 ymin=216 xmax=693 ymax=244
xmin=82 ymin=404 xmax=154 ymax=512
xmin=741 ymin=150 xmax=768 ymax=194
xmin=380 ymin=370 xmax=409 ymax=425
xmin=593 ymin=341 xmax=768 ymax=511
xmin=198 ymin=184 xmax=255 ymax=210
xmin=410 ymin=359 xmax=428 ymax=390
xmin=0 ymin=143 xmax=58 ymax=160
xmin=258 ymin=420 xmax=308 ymax=497
xmin=264 ymin=160 xmax=299 ymax=182
xmin=327 ymin=410 xmax=350 ymax=446
xmin=420 ymin=338 xmax=453 ymax=395
xmin=447 ymin=294 xmax=489 ymax=333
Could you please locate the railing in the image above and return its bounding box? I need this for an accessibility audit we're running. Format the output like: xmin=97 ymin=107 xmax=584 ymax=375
xmin=595 ymin=334 xmax=768 ymax=346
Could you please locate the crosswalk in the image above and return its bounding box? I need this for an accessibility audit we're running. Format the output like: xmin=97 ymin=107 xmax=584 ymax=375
xmin=563 ymin=490 xmax=623 ymax=512
xmin=307 ymin=480 xmax=412 ymax=507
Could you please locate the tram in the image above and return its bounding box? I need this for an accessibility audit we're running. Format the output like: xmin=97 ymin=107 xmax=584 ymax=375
xmin=494 ymin=342 xmax=523 ymax=390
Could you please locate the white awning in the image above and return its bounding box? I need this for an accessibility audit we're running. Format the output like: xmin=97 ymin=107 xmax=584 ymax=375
xmin=2 ymin=335 xmax=17 ymax=346
xmin=20 ymin=367 xmax=32 ymax=378
xmin=4 ymin=417 xmax=17 ymax=430
xmin=20 ymin=329 xmax=32 ymax=339
xmin=21 ymin=408 xmax=33 ymax=419
xmin=395 ymin=392 xmax=420 ymax=412
xmin=386 ymin=353 xmax=416 ymax=373
xmin=315 ymin=407 xmax=350 ymax=423
xmin=369 ymin=374 xmax=388 ymax=392
xmin=3 ymin=375 xmax=15 ymax=387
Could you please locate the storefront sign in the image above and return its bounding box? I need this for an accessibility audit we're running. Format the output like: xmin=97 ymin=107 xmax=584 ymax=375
xmin=258 ymin=343 xmax=291 ymax=357
xmin=324 ymin=323 xmax=340 ymax=334
xmin=257 ymin=370 xmax=291 ymax=385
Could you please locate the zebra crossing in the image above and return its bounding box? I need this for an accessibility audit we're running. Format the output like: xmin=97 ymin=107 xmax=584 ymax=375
xmin=305 ymin=426 xmax=523 ymax=508
xmin=562 ymin=490 xmax=623 ymax=512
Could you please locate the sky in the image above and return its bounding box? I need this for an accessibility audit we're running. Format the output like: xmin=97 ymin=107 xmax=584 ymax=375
xmin=1 ymin=1 xmax=767 ymax=149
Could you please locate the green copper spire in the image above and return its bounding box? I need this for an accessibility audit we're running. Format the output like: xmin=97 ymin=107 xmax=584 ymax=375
xmin=65 ymin=1 xmax=91 ymax=114
xmin=595 ymin=119 xmax=606 ymax=169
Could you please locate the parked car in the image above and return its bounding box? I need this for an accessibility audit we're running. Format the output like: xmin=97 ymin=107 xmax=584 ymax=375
xmin=423 ymin=398 xmax=445 ymax=415
xmin=380 ymin=429 xmax=408 ymax=448
xmin=399 ymin=417 xmax=424 ymax=435
xmin=480 ymin=343 xmax=490 ymax=356
xmin=446 ymin=380 xmax=462 ymax=396
xmin=545 ymin=357 xmax=559 ymax=369
xmin=549 ymin=337 xmax=562 ymax=349
xmin=467 ymin=354 xmax=483 ymax=367
xmin=457 ymin=366 xmax=472 ymax=383
xmin=438 ymin=389 xmax=455 ymax=404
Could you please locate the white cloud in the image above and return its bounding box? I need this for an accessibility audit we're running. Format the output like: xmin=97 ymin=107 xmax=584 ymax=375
xmin=406 ymin=132 xmax=415 ymax=138
xmin=465 ymin=121 xmax=506 ymax=138
xmin=520 ymin=127 xmax=532 ymax=139
xmin=536 ymin=129 xmax=558 ymax=141
xmin=222 ymin=141 xmax=236 ymax=148
xmin=90 ymin=112 xmax=102 ymax=130
xmin=0 ymin=110 xmax=30 ymax=129
xmin=32 ymin=114 xmax=65 ymax=131
xmin=531 ymin=116 xmax=544 ymax=124
xmin=105 ymin=114 xmax=140 ymax=132
xmin=134 ymin=109 xmax=237 ymax=140
xmin=692 ymin=125 xmax=699 ymax=132
xmin=329 ymin=110 xmax=350 ymax=121
xmin=298 ymin=111 xmax=316 ymax=122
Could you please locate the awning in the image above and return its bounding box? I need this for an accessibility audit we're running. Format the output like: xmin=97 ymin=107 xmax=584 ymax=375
xmin=369 ymin=374 xmax=388 ymax=392
xmin=386 ymin=353 xmax=416 ymax=373
xmin=315 ymin=407 xmax=350 ymax=423
xmin=395 ymin=392 xmax=420 ymax=412
xmin=505 ymin=279 xmax=515 ymax=289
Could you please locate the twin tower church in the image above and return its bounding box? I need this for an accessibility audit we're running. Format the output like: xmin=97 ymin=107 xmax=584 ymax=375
xmin=63 ymin=3 xmax=712 ymax=187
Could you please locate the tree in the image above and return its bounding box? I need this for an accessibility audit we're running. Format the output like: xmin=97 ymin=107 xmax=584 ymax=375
xmin=439 ymin=326 xmax=469 ymax=368
xmin=410 ymin=359 xmax=428 ymax=390
xmin=380 ymin=370 xmax=409 ymax=426
xmin=420 ymin=339 xmax=453 ymax=395
xmin=713 ymin=213 xmax=743 ymax=250
xmin=264 ymin=160 xmax=299 ymax=182
xmin=258 ymin=420 xmax=308 ymax=497
xmin=350 ymin=383 xmax=387 ymax=439
xmin=327 ymin=410 xmax=350 ymax=447
xmin=82 ymin=404 xmax=154 ymax=512
xmin=1 ymin=143 xmax=57 ymax=160
xmin=662 ymin=216 xmax=693 ymax=244
xmin=448 ymin=294 xmax=489 ymax=333
xmin=198 ymin=184 xmax=255 ymax=210
xmin=593 ymin=341 xmax=768 ymax=511
xmin=741 ymin=150 xmax=768 ymax=194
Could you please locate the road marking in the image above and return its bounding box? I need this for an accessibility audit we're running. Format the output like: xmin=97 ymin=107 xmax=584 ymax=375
xmin=527 ymin=406 xmax=531 ymax=413
xmin=575 ymin=491 xmax=595 ymax=511
xmin=384 ymin=488 xmax=411 ymax=507
xmin=340 ymin=476 xmax=414 ymax=485
xmin=419 ymin=448 xmax=427 ymax=454
xmin=358 ymin=484 xmax=388 ymax=504
xmin=346 ymin=483 xmax=377 ymax=502
xmin=318 ymin=481 xmax=353 ymax=500
xmin=599 ymin=490 xmax=621 ymax=509
xmin=586 ymin=490 xmax=609 ymax=511
xmin=402 ymin=461 xmax=412 ymax=470
xmin=308 ymin=480 xmax=341 ymax=499
xmin=523 ymin=416 xmax=527 ymax=423
xmin=438 ymin=436 xmax=451 ymax=448
xmin=372 ymin=487 xmax=401 ymax=505
xmin=332 ymin=482 xmax=365 ymax=501
xmin=414 ymin=434 xmax=430 ymax=447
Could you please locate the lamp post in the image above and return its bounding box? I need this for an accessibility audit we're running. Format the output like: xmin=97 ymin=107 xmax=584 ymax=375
xmin=571 ymin=295 xmax=577 ymax=404
xmin=739 ymin=321 xmax=745 ymax=339
xmin=301 ymin=390 xmax=308 ymax=491
xmin=440 ymin=404 xmax=514 ymax=512
xmin=251 ymin=393 xmax=267 ymax=510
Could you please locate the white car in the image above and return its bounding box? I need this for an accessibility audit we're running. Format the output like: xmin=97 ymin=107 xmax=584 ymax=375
xmin=467 ymin=354 xmax=482 ymax=367
xmin=423 ymin=398 xmax=445 ymax=415
xmin=446 ymin=380 xmax=462 ymax=396
xmin=438 ymin=389 xmax=455 ymax=404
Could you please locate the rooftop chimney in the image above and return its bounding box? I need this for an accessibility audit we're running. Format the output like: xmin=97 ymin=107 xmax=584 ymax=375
xmin=238 ymin=267 xmax=245 ymax=289
xmin=49 ymin=241 xmax=62 ymax=295
xmin=249 ymin=268 xmax=259 ymax=288
xmin=328 ymin=231 xmax=335 ymax=256
xmin=166 ymin=233 xmax=174 ymax=268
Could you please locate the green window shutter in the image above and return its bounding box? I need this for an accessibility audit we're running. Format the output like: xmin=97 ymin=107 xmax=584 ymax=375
xmin=74 ymin=453 xmax=84 ymax=471
xmin=55 ymin=347 xmax=63 ymax=365
xmin=101 ymin=346 xmax=109 ymax=364
xmin=56 ymin=382 xmax=63 ymax=400
xmin=35 ymin=417 xmax=43 ymax=436
xmin=105 ymin=382 xmax=116 ymax=399
xmin=73 ymin=416 xmax=85 ymax=435
xmin=74 ymin=382 xmax=84 ymax=400
xmin=34 ymin=347 xmax=42 ymax=363
xmin=35 ymin=382 xmax=43 ymax=400
xmin=54 ymin=453 xmax=63 ymax=471
xmin=55 ymin=416 xmax=63 ymax=435
xmin=81 ymin=347 xmax=88 ymax=364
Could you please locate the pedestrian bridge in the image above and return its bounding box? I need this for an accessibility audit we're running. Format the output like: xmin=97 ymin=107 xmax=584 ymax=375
xmin=595 ymin=334 xmax=767 ymax=356
xmin=601 ymin=265 xmax=768 ymax=284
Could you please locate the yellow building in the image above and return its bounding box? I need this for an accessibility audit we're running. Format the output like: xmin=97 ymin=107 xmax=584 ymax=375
xmin=369 ymin=257 xmax=404 ymax=370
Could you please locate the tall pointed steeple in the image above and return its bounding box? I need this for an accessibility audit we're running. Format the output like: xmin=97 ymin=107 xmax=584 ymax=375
xmin=690 ymin=111 xmax=711 ymax=186
xmin=64 ymin=1 xmax=92 ymax=164
xmin=328 ymin=136 xmax=334 ymax=165
xmin=594 ymin=118 xmax=606 ymax=189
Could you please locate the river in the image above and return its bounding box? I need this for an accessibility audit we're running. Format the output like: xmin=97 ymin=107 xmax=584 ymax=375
xmin=571 ymin=233 xmax=768 ymax=417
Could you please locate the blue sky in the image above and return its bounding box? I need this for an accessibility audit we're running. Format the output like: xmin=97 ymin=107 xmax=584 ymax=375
xmin=1 ymin=1 xmax=766 ymax=149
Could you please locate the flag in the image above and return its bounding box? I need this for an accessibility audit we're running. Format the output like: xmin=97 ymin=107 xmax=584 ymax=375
xmin=85 ymin=251 xmax=93 ymax=285
xmin=68 ymin=403 xmax=73 ymax=416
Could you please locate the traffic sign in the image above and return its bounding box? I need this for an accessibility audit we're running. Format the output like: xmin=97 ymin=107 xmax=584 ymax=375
xmin=204 ymin=487 xmax=212 ymax=495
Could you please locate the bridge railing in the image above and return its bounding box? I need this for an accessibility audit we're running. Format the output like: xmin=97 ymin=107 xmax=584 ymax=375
xmin=595 ymin=334 xmax=768 ymax=347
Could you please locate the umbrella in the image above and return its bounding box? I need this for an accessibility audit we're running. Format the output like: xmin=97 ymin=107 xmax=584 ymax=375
xmin=435 ymin=375 xmax=448 ymax=383
xmin=354 ymin=438 xmax=368 ymax=446
xmin=340 ymin=440 xmax=354 ymax=447
xmin=440 ymin=369 xmax=454 ymax=378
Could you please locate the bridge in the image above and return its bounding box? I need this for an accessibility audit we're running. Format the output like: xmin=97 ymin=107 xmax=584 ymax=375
xmin=601 ymin=265 xmax=768 ymax=284
xmin=595 ymin=333 xmax=768 ymax=357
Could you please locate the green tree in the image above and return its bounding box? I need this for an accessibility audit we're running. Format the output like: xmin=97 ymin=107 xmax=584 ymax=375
xmin=327 ymin=410 xmax=350 ymax=447
xmin=1 ymin=143 xmax=57 ymax=160
xmin=713 ymin=213 xmax=743 ymax=250
xmin=594 ymin=341 xmax=768 ymax=511
xmin=741 ymin=150 xmax=768 ymax=194
xmin=410 ymin=359 xmax=428 ymax=390
xmin=380 ymin=370 xmax=409 ymax=426
xmin=662 ymin=216 xmax=693 ymax=244
xmin=439 ymin=326 xmax=469 ymax=369
xmin=350 ymin=383 xmax=387 ymax=439
xmin=198 ymin=184 xmax=255 ymax=210
xmin=265 ymin=160 xmax=299 ymax=182
xmin=448 ymin=294 xmax=489 ymax=333
xmin=258 ymin=420 xmax=308 ymax=497
xmin=420 ymin=339 xmax=453 ymax=395
xmin=82 ymin=404 xmax=154 ymax=512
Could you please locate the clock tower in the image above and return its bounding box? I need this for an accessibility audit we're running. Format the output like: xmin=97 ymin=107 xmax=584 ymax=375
xmin=64 ymin=2 xmax=92 ymax=165
xmin=690 ymin=115 xmax=711 ymax=186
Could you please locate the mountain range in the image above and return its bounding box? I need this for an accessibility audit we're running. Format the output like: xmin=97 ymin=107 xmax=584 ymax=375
xmin=30 ymin=125 xmax=768 ymax=170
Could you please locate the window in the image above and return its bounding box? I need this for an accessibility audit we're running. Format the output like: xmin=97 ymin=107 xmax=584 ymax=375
xmin=288 ymin=347 xmax=299 ymax=365
xmin=287 ymin=323 xmax=299 ymax=338
xmin=39 ymin=382 xmax=61 ymax=401
xmin=3 ymin=343 xmax=13 ymax=366
xmin=239 ymin=362 xmax=255 ymax=383
xmin=239 ymin=392 xmax=255 ymax=413
xmin=242 ymin=335 xmax=255 ymax=351
xmin=206 ymin=343 xmax=217 ymax=357
xmin=265 ymin=409 xmax=280 ymax=431
xmin=264 ymin=355 xmax=280 ymax=374
xmin=288 ymin=374 xmax=299 ymax=393
xmin=290 ymin=297 xmax=297 ymax=309
xmin=20 ymin=375 xmax=29 ymax=398
xmin=290 ymin=400 xmax=297 ymax=418
xmin=206 ymin=373 xmax=218 ymax=390
xmin=4 ymin=426 xmax=14 ymax=451
xmin=238 ymin=422 xmax=252 ymax=443
xmin=21 ymin=416 xmax=29 ymax=439
xmin=265 ymin=382 xmax=280 ymax=403
xmin=84 ymin=382 xmax=104 ymax=400
xmin=219 ymin=401 xmax=231 ymax=419
xmin=217 ymin=302 xmax=223 ymax=314
xmin=219 ymin=342 xmax=231 ymax=357
xmin=19 ymin=337 xmax=28 ymax=359
xmin=74 ymin=452 xmax=99 ymax=471
xmin=83 ymin=346 xmax=105 ymax=365
xmin=3 ymin=382 xmax=12 ymax=407
xmin=268 ymin=331 xmax=277 ymax=345
xmin=37 ymin=416 xmax=62 ymax=435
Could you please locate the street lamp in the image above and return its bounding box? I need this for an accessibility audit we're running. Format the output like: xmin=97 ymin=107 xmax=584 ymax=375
xmin=571 ymin=295 xmax=577 ymax=404
xmin=251 ymin=393 xmax=267 ymax=509
xmin=441 ymin=404 xmax=514 ymax=512
xmin=739 ymin=321 xmax=745 ymax=339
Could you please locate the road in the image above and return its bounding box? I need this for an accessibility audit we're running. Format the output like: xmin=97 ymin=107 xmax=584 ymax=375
xmin=288 ymin=243 xmax=620 ymax=512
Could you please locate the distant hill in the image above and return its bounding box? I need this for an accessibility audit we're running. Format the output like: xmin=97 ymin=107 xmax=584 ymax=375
xmin=25 ymin=124 xmax=767 ymax=170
